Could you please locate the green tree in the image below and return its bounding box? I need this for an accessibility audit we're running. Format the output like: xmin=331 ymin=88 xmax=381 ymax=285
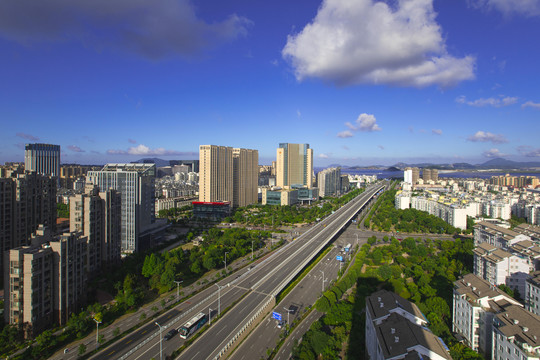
xmin=78 ymin=343 xmax=87 ymax=356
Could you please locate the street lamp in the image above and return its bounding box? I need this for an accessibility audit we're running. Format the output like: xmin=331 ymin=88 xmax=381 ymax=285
xmin=224 ymin=252 xmax=229 ymax=272
xmin=216 ymin=283 xmax=224 ymax=315
xmin=283 ymin=307 xmax=294 ymax=326
xmin=93 ymin=318 xmax=102 ymax=349
xmin=155 ymin=321 xmax=163 ymax=360
xmin=174 ymin=280 xmax=183 ymax=299
xmin=320 ymin=270 xmax=327 ymax=293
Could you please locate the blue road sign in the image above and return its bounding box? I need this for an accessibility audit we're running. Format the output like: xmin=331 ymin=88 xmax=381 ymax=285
xmin=336 ymin=255 xmax=343 ymax=261
xmin=272 ymin=312 xmax=282 ymax=321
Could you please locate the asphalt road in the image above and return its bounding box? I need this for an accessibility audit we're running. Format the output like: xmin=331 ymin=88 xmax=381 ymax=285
xmin=85 ymin=183 xmax=382 ymax=360
xmin=177 ymin=184 xmax=384 ymax=360
xmin=229 ymin=225 xmax=364 ymax=360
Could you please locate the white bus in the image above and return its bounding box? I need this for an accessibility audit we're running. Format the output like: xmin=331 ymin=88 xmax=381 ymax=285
xmin=179 ymin=312 xmax=208 ymax=339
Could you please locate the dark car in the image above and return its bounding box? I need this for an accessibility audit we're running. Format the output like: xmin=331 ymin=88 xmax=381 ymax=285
xmin=164 ymin=328 xmax=178 ymax=341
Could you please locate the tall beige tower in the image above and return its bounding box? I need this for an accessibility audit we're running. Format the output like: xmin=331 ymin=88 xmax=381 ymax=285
xmin=276 ymin=143 xmax=313 ymax=188
xmin=233 ymin=148 xmax=258 ymax=207
xmin=199 ymin=145 xmax=258 ymax=207
xmin=199 ymin=145 xmax=234 ymax=203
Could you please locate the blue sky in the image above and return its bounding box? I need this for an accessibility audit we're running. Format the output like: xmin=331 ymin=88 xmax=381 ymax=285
xmin=1 ymin=0 xmax=539 ymax=167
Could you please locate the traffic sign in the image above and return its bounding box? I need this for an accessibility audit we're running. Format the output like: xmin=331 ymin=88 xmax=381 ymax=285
xmin=272 ymin=312 xmax=282 ymax=321
xmin=336 ymin=255 xmax=343 ymax=261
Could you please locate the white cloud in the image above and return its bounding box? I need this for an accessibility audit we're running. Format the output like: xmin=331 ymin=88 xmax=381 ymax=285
xmin=470 ymin=0 xmax=540 ymax=17
xmin=338 ymin=113 xmax=381 ymax=138
xmin=522 ymin=101 xmax=540 ymax=110
xmin=297 ymin=110 xmax=302 ymax=118
xmin=282 ymin=0 xmax=475 ymax=88
xmin=67 ymin=145 xmax=85 ymax=153
xmin=337 ymin=130 xmax=354 ymax=138
xmin=16 ymin=132 xmax=39 ymax=141
xmin=318 ymin=153 xmax=330 ymax=159
xmin=107 ymin=144 xmax=196 ymax=156
xmin=0 ymin=0 xmax=251 ymax=59
xmin=517 ymin=145 xmax=540 ymax=157
xmin=483 ymin=148 xmax=507 ymax=158
xmin=350 ymin=114 xmax=381 ymax=132
xmin=467 ymin=131 xmax=508 ymax=144
xmin=432 ymin=129 xmax=443 ymax=135
xmin=456 ymin=95 xmax=518 ymax=107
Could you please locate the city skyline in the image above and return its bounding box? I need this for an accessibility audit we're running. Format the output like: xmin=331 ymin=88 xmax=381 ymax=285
xmin=1 ymin=0 xmax=539 ymax=166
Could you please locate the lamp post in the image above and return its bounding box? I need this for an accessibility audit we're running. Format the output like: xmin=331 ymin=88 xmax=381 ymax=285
xmin=224 ymin=252 xmax=229 ymax=272
xmin=174 ymin=280 xmax=183 ymax=299
xmin=283 ymin=307 xmax=293 ymax=326
xmin=93 ymin=318 xmax=102 ymax=349
xmin=155 ymin=321 xmax=163 ymax=360
xmin=320 ymin=270 xmax=327 ymax=293
xmin=216 ymin=284 xmax=224 ymax=315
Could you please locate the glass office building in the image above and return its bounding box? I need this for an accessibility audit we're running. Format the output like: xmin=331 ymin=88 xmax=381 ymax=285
xmin=87 ymin=164 xmax=155 ymax=253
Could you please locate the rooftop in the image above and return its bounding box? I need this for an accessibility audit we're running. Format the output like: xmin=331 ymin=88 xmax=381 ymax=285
xmin=375 ymin=313 xmax=451 ymax=360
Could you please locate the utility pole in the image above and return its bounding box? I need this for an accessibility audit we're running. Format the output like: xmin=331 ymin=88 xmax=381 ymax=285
xmin=93 ymin=318 xmax=101 ymax=349
xmin=216 ymin=284 xmax=224 ymax=315
xmin=174 ymin=280 xmax=183 ymax=299
xmin=155 ymin=322 xmax=163 ymax=360
xmin=283 ymin=307 xmax=294 ymax=326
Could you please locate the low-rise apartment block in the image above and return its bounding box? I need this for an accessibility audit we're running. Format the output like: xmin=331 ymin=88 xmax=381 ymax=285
xmin=366 ymin=290 xmax=451 ymax=360
xmin=526 ymin=271 xmax=540 ymax=316
xmin=492 ymin=304 xmax=540 ymax=360
xmin=473 ymin=242 xmax=530 ymax=296
xmin=453 ymin=273 xmax=522 ymax=356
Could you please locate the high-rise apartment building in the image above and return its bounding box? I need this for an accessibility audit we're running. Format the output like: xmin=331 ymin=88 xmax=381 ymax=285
xmin=0 ymin=171 xmax=56 ymax=282
xmin=412 ymin=167 xmax=420 ymax=184
xmin=317 ymin=167 xmax=341 ymax=197
xmin=70 ymin=184 xmax=121 ymax=276
xmin=423 ymin=168 xmax=432 ymax=182
xmin=199 ymin=145 xmax=233 ymax=204
xmin=24 ymin=143 xmax=60 ymax=182
xmin=4 ymin=241 xmax=54 ymax=337
xmin=4 ymin=225 xmax=87 ymax=337
xmin=87 ymin=164 xmax=156 ymax=253
xmin=232 ymin=148 xmax=258 ymax=207
xmin=276 ymin=143 xmax=313 ymax=188
xmin=403 ymin=167 xmax=413 ymax=184
xmin=199 ymin=145 xmax=258 ymax=208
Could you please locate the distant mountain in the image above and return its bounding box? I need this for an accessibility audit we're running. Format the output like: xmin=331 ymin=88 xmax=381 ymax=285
xmin=132 ymin=158 xmax=171 ymax=167
xmin=478 ymin=157 xmax=540 ymax=169
xmin=450 ymin=162 xmax=476 ymax=169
